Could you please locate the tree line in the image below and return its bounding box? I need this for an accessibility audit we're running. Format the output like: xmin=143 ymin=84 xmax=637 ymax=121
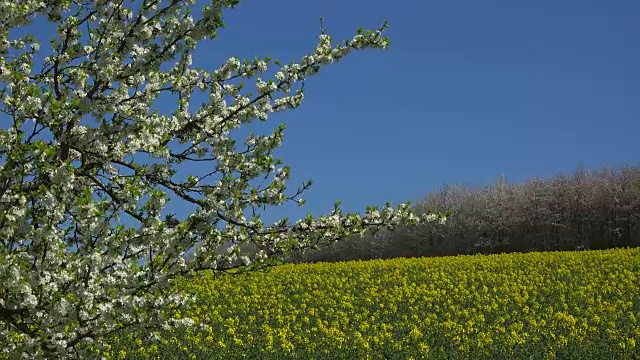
xmin=287 ymin=164 xmax=640 ymax=263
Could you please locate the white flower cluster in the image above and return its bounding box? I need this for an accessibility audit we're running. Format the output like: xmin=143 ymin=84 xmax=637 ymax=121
xmin=0 ymin=1 xmax=445 ymax=359
xmin=425 ymin=213 xmax=447 ymax=225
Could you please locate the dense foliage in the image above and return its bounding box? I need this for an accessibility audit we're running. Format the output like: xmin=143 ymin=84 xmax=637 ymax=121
xmin=104 ymin=248 xmax=640 ymax=359
xmin=291 ymin=165 xmax=640 ymax=263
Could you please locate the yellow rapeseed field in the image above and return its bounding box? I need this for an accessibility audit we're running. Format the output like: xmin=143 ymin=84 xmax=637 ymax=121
xmin=106 ymin=248 xmax=640 ymax=359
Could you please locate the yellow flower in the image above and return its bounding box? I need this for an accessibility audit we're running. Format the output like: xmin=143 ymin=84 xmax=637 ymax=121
xmin=100 ymin=248 xmax=639 ymax=360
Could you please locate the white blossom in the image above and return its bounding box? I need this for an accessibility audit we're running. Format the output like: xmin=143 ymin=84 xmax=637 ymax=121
xmin=0 ymin=2 xmax=441 ymax=358
xmin=425 ymin=213 xmax=438 ymax=222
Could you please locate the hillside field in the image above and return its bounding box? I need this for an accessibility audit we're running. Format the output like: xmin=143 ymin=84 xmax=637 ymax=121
xmin=106 ymin=248 xmax=640 ymax=359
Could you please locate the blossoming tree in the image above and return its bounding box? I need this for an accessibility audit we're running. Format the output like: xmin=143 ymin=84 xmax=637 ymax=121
xmin=0 ymin=1 xmax=445 ymax=358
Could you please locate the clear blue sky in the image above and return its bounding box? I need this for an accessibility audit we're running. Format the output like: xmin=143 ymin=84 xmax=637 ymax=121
xmin=190 ymin=0 xmax=639 ymax=224
xmin=10 ymin=0 xmax=640 ymax=226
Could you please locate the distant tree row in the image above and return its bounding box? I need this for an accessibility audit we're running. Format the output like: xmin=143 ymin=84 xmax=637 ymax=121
xmin=286 ymin=164 xmax=640 ymax=263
